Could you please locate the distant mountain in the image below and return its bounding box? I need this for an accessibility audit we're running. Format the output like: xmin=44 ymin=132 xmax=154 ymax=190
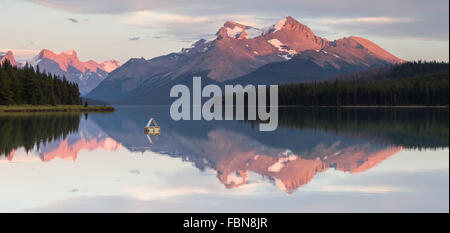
xmin=88 ymin=16 xmax=403 ymax=104
xmin=0 ymin=51 xmax=17 ymax=66
xmin=32 ymin=49 xmax=121 ymax=95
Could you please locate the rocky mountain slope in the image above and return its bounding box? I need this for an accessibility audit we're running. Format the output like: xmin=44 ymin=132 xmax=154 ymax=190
xmin=88 ymin=16 xmax=403 ymax=104
xmin=32 ymin=49 xmax=121 ymax=95
xmin=0 ymin=51 xmax=17 ymax=66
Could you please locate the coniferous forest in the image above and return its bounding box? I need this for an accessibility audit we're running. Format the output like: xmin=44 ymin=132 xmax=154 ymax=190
xmin=278 ymin=61 xmax=449 ymax=106
xmin=0 ymin=59 xmax=82 ymax=106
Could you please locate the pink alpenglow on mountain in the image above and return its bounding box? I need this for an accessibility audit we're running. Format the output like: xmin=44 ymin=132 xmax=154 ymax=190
xmin=33 ymin=49 xmax=122 ymax=95
xmin=101 ymin=60 xmax=122 ymax=72
xmin=87 ymin=16 xmax=404 ymax=104
xmin=0 ymin=51 xmax=17 ymax=66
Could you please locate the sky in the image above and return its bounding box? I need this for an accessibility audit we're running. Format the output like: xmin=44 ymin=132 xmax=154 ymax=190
xmin=0 ymin=0 xmax=448 ymax=63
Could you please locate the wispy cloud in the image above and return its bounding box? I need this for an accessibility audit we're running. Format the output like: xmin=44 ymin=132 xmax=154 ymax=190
xmin=26 ymin=0 xmax=448 ymax=42
xmin=119 ymin=11 xmax=264 ymax=41
xmin=67 ymin=18 xmax=79 ymax=23
xmin=128 ymin=37 xmax=140 ymax=41
xmin=16 ymin=0 xmax=449 ymax=61
xmin=323 ymin=17 xmax=413 ymax=25
xmin=320 ymin=185 xmax=403 ymax=193
xmin=120 ymin=11 xmax=209 ymax=27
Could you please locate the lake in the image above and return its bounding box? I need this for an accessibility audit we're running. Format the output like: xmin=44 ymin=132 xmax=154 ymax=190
xmin=0 ymin=106 xmax=448 ymax=212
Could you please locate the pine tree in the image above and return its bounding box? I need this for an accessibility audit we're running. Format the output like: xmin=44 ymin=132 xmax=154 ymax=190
xmin=0 ymin=60 xmax=83 ymax=106
xmin=0 ymin=69 xmax=13 ymax=105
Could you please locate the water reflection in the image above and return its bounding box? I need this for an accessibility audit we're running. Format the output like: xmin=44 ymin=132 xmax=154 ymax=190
xmin=0 ymin=112 xmax=121 ymax=163
xmin=0 ymin=113 xmax=80 ymax=157
xmin=1 ymin=107 xmax=447 ymax=194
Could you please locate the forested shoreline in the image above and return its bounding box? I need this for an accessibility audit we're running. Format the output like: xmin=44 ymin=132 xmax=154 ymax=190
xmin=0 ymin=59 xmax=82 ymax=106
xmin=278 ymin=61 xmax=449 ymax=106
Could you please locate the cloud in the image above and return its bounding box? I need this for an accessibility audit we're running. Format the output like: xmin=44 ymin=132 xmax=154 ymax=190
xmin=67 ymin=18 xmax=78 ymax=23
xmin=119 ymin=11 xmax=263 ymax=41
xmin=25 ymin=0 xmax=448 ymax=19
xmin=25 ymin=0 xmax=449 ymax=41
xmin=128 ymin=37 xmax=140 ymax=41
xmin=320 ymin=185 xmax=403 ymax=193
xmin=323 ymin=17 xmax=413 ymax=25
xmin=121 ymin=185 xmax=210 ymax=200
xmin=120 ymin=11 xmax=209 ymax=27
xmin=25 ymin=0 xmax=186 ymax=14
xmin=320 ymin=16 xmax=448 ymax=41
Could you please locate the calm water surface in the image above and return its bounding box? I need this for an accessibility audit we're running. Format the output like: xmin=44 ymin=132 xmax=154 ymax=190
xmin=0 ymin=106 xmax=448 ymax=212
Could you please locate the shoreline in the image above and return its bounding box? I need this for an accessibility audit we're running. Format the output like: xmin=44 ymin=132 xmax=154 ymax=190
xmin=277 ymin=105 xmax=449 ymax=109
xmin=0 ymin=105 xmax=115 ymax=113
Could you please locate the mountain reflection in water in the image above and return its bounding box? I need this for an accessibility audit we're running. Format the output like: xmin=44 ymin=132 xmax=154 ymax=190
xmin=0 ymin=107 xmax=448 ymax=193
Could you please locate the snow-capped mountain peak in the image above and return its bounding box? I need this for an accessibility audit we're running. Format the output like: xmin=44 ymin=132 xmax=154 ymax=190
xmin=215 ymin=16 xmax=313 ymax=41
xmin=87 ymin=16 xmax=404 ymax=104
xmin=264 ymin=17 xmax=288 ymax=34
xmin=217 ymin=21 xmax=248 ymax=39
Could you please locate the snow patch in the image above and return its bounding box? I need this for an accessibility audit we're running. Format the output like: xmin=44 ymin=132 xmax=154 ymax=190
xmin=225 ymin=26 xmax=264 ymax=39
xmin=263 ymin=17 xmax=287 ymax=34
xmin=226 ymin=171 xmax=246 ymax=185
xmin=273 ymin=18 xmax=287 ymax=32
xmin=226 ymin=26 xmax=244 ymax=38
xmin=267 ymin=155 xmax=298 ymax=173
xmin=321 ymin=49 xmax=340 ymax=58
xmin=268 ymin=39 xmax=297 ymax=58
xmin=278 ymin=54 xmax=290 ymax=60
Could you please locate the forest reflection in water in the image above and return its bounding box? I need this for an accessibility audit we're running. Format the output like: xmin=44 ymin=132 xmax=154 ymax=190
xmin=1 ymin=107 xmax=448 ymax=157
xmin=0 ymin=112 xmax=82 ymax=156
xmin=0 ymin=107 xmax=448 ymax=194
xmin=263 ymin=107 xmax=448 ymax=149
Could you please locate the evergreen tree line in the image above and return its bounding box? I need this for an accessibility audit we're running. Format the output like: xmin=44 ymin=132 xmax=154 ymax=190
xmin=278 ymin=61 xmax=449 ymax=106
xmin=0 ymin=59 xmax=82 ymax=105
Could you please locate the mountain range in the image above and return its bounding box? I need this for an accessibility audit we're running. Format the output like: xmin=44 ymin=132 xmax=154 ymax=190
xmin=32 ymin=49 xmax=121 ymax=95
xmin=87 ymin=16 xmax=403 ymax=104
xmin=1 ymin=49 xmax=122 ymax=95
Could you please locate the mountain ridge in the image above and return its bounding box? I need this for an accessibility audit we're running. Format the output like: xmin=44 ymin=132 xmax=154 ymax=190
xmin=33 ymin=49 xmax=122 ymax=95
xmin=87 ymin=16 xmax=404 ymax=104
